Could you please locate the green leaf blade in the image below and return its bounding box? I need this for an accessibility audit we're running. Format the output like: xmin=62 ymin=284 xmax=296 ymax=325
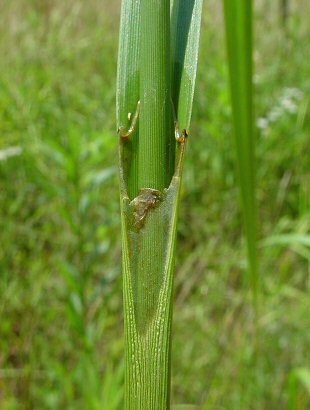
xmin=116 ymin=0 xmax=141 ymax=198
xmin=171 ymin=0 xmax=204 ymax=131
xmin=223 ymin=0 xmax=258 ymax=303
xmin=116 ymin=0 xmax=140 ymax=128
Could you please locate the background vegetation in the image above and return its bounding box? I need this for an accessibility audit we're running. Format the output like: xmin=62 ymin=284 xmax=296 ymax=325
xmin=0 ymin=0 xmax=309 ymax=409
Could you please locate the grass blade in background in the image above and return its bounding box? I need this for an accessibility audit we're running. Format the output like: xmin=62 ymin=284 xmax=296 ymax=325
xmin=280 ymin=0 xmax=290 ymax=28
xmin=117 ymin=0 xmax=203 ymax=408
xmin=287 ymin=367 xmax=310 ymax=410
xmin=223 ymin=0 xmax=258 ymax=304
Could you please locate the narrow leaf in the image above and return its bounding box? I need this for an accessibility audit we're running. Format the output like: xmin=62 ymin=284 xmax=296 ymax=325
xmin=116 ymin=0 xmax=140 ymax=128
xmin=116 ymin=0 xmax=140 ymax=198
xmin=171 ymin=0 xmax=204 ymax=131
xmin=262 ymin=234 xmax=310 ymax=248
xmin=287 ymin=367 xmax=310 ymax=410
xmin=223 ymin=0 xmax=258 ymax=302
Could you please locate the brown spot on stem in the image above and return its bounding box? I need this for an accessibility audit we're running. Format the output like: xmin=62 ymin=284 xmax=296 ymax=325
xmin=131 ymin=188 xmax=161 ymax=228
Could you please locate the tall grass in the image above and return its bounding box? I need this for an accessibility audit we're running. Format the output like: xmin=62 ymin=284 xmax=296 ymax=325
xmin=117 ymin=0 xmax=202 ymax=407
xmin=1 ymin=1 xmax=310 ymax=408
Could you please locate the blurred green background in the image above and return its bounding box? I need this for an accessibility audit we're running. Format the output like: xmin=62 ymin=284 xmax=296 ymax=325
xmin=0 ymin=0 xmax=310 ymax=409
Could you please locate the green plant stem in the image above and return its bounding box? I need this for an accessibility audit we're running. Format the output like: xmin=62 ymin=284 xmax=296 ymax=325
xmin=121 ymin=166 xmax=183 ymax=410
xmin=139 ymin=0 xmax=172 ymax=191
xmin=117 ymin=0 xmax=202 ymax=407
xmin=122 ymin=0 xmax=174 ymax=409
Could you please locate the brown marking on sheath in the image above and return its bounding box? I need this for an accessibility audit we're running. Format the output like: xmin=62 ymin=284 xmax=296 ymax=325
xmin=175 ymin=127 xmax=188 ymax=143
xmin=131 ymin=188 xmax=161 ymax=228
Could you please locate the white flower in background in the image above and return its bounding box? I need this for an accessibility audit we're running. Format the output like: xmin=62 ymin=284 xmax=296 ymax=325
xmin=283 ymin=87 xmax=304 ymax=100
xmin=257 ymin=117 xmax=269 ymax=130
xmin=268 ymin=107 xmax=282 ymax=122
xmin=280 ymin=98 xmax=298 ymax=113
xmin=0 ymin=146 xmax=23 ymax=161
xmin=257 ymin=87 xmax=304 ymax=133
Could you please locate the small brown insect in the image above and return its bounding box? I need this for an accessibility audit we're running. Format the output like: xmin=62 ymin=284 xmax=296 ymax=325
xmin=131 ymin=188 xmax=161 ymax=228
